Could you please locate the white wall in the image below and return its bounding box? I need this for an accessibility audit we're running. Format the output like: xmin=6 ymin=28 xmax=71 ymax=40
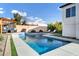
xmin=76 ymin=4 xmax=79 ymax=39
xmin=61 ymin=4 xmax=76 ymax=38
xmin=28 ymin=26 xmax=47 ymax=32
xmin=16 ymin=25 xmax=38 ymax=32
xmin=16 ymin=25 xmax=47 ymax=32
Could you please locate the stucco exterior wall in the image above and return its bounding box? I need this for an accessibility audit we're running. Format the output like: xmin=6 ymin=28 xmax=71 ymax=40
xmin=61 ymin=4 xmax=76 ymax=38
xmin=16 ymin=25 xmax=47 ymax=32
xmin=28 ymin=26 xmax=47 ymax=32
xmin=76 ymin=4 xmax=79 ymax=39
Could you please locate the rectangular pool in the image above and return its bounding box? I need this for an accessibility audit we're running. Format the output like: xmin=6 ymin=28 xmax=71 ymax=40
xmin=19 ymin=33 xmax=70 ymax=55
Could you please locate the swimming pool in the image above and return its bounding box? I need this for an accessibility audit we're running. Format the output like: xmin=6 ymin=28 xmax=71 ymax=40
xmin=19 ymin=33 xmax=70 ymax=55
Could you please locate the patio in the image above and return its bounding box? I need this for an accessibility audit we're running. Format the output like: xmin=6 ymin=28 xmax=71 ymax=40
xmin=11 ymin=33 xmax=79 ymax=56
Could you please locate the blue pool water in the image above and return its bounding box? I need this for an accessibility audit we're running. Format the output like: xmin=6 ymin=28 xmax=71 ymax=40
xmin=19 ymin=33 xmax=70 ymax=55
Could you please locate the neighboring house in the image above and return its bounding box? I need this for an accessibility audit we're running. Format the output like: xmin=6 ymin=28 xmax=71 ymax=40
xmin=60 ymin=3 xmax=79 ymax=39
xmin=0 ymin=18 xmax=16 ymax=33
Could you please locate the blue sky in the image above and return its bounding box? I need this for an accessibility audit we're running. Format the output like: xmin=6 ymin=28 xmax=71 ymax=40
xmin=0 ymin=3 xmax=63 ymax=24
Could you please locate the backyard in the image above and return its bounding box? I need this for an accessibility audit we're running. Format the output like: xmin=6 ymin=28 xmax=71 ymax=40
xmin=0 ymin=3 xmax=79 ymax=56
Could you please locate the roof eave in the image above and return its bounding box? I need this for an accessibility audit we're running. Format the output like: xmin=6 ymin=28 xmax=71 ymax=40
xmin=59 ymin=3 xmax=74 ymax=8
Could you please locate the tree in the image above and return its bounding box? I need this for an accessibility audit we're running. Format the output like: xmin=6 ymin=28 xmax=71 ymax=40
xmin=47 ymin=22 xmax=62 ymax=33
xmin=13 ymin=13 xmax=22 ymax=25
xmin=22 ymin=20 xmax=26 ymax=25
xmin=47 ymin=23 xmax=55 ymax=32
xmin=54 ymin=22 xmax=62 ymax=33
xmin=21 ymin=17 xmax=27 ymax=25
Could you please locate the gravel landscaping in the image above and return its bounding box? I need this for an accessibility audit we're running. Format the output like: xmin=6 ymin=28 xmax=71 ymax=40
xmin=0 ymin=34 xmax=8 ymax=56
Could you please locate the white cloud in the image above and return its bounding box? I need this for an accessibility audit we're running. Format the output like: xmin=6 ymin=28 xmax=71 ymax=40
xmin=27 ymin=16 xmax=35 ymax=21
xmin=34 ymin=17 xmax=39 ymax=20
xmin=27 ymin=17 xmax=47 ymax=26
xmin=23 ymin=12 xmax=27 ymax=16
xmin=34 ymin=19 xmax=47 ymax=26
xmin=0 ymin=11 xmax=4 ymax=14
xmin=0 ymin=8 xmax=3 ymax=10
xmin=11 ymin=10 xmax=18 ymax=14
xmin=0 ymin=8 xmax=4 ymax=14
xmin=11 ymin=10 xmax=27 ymax=16
xmin=11 ymin=10 xmax=47 ymax=26
xmin=34 ymin=17 xmax=46 ymax=24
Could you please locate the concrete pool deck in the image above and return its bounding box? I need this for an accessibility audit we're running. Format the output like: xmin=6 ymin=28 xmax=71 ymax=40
xmin=12 ymin=33 xmax=39 ymax=56
xmin=12 ymin=33 xmax=79 ymax=56
xmin=42 ymin=43 xmax=79 ymax=56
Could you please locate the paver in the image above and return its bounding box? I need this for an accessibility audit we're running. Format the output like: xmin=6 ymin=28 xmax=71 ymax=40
xmin=4 ymin=34 xmax=11 ymax=56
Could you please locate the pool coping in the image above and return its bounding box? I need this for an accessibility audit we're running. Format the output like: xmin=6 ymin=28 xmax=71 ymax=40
xmin=11 ymin=33 xmax=79 ymax=56
xmin=43 ymin=35 xmax=79 ymax=43
xmin=12 ymin=33 xmax=39 ymax=56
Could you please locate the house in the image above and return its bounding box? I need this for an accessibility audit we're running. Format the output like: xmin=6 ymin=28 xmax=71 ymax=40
xmin=60 ymin=3 xmax=79 ymax=39
xmin=0 ymin=18 xmax=16 ymax=33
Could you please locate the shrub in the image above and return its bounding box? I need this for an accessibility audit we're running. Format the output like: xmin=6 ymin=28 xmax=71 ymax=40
xmin=47 ymin=22 xmax=62 ymax=34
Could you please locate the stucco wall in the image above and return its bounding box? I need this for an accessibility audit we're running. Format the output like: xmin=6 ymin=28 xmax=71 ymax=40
xmin=16 ymin=25 xmax=47 ymax=32
xmin=76 ymin=4 xmax=79 ymax=39
xmin=61 ymin=4 xmax=76 ymax=38
xmin=28 ymin=26 xmax=47 ymax=32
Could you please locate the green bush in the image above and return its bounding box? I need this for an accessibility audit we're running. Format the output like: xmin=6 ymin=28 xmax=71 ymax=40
xmin=47 ymin=23 xmax=55 ymax=32
xmin=47 ymin=21 xmax=62 ymax=34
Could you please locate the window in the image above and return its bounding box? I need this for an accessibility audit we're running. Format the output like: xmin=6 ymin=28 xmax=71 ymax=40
xmin=71 ymin=6 xmax=76 ymax=16
xmin=66 ymin=6 xmax=76 ymax=18
xmin=66 ymin=8 xmax=70 ymax=17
